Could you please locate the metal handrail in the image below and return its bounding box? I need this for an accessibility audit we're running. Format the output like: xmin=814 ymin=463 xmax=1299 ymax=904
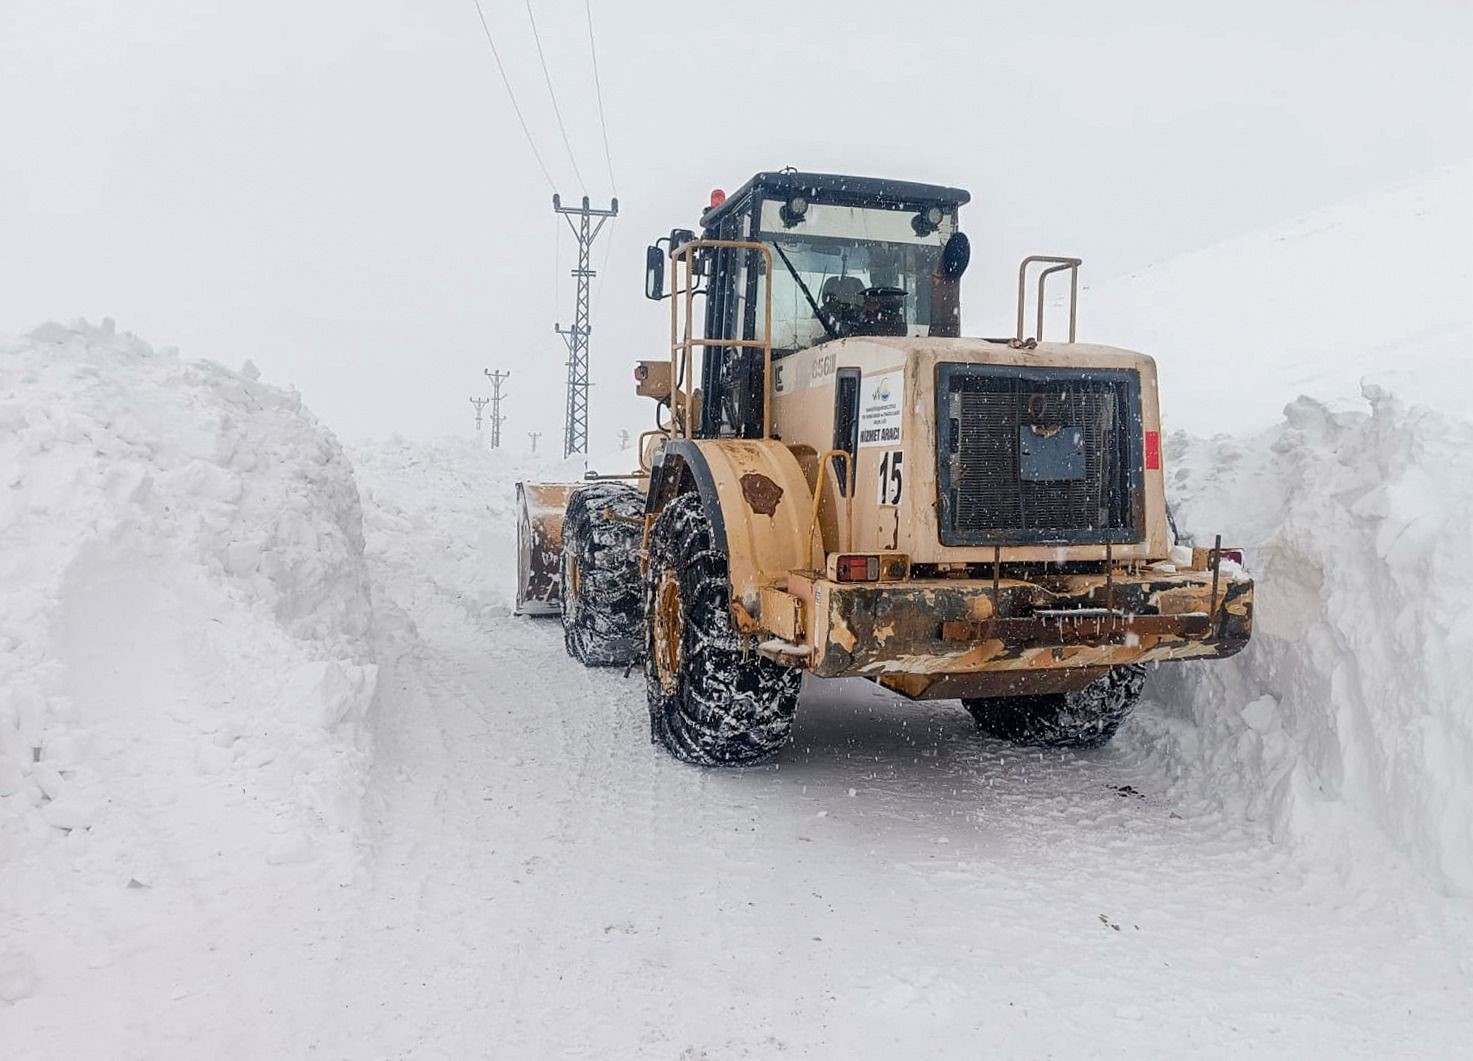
xmin=668 ymin=239 xmax=775 ymax=439
xmin=806 ymin=448 xmax=855 ymax=566
xmin=1016 ymin=255 xmax=1082 ymax=343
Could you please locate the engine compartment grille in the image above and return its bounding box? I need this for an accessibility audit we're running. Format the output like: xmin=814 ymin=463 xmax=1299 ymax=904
xmin=937 ymin=365 xmax=1143 ymax=545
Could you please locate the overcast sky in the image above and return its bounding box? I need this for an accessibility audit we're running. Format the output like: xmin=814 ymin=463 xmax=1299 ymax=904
xmin=3 ymin=0 xmax=1470 ymax=449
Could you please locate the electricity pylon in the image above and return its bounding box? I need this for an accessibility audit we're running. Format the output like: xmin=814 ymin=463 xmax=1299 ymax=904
xmin=553 ymin=194 xmax=618 ymax=457
xmin=528 ymin=431 xmax=541 ymax=454
xmin=483 ymin=369 xmax=510 ymax=449
xmin=469 ymin=395 xmax=491 ymax=436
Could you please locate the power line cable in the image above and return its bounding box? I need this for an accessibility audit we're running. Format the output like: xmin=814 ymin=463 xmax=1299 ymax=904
xmin=583 ymin=0 xmax=617 ymax=196
xmin=591 ymin=218 xmax=616 ymax=317
xmin=469 ymin=0 xmax=555 ymax=189
xmin=524 ymin=0 xmax=587 ymax=193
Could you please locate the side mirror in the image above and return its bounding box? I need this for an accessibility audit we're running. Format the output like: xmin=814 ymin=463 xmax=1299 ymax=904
xmin=941 ymin=232 xmax=971 ymax=279
xmin=644 ymin=245 xmax=665 ymax=301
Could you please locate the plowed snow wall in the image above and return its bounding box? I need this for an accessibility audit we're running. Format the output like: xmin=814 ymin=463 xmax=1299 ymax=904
xmin=0 ymin=321 xmax=377 ymax=936
xmin=1150 ymin=388 xmax=1473 ymax=894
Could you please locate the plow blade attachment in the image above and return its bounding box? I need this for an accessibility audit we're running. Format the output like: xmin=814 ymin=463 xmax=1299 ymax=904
xmin=515 ymin=482 xmax=575 ymax=616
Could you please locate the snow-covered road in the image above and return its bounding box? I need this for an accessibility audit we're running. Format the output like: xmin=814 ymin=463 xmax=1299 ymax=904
xmin=311 ymin=475 xmax=1473 ymax=1059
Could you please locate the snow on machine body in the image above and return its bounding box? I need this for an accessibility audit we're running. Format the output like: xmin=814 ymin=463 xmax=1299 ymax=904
xmin=517 ymin=171 xmax=1253 ymax=765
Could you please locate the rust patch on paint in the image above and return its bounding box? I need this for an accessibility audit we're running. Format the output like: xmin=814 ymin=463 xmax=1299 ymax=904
xmin=739 ymin=472 xmax=783 ymax=516
xmin=830 ymin=612 xmax=857 ymax=653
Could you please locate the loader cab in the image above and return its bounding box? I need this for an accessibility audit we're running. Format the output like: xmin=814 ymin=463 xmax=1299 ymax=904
xmin=653 ymin=171 xmax=971 ymax=440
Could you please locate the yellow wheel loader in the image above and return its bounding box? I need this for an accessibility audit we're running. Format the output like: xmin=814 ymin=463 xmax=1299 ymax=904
xmin=517 ymin=171 xmax=1253 ymax=766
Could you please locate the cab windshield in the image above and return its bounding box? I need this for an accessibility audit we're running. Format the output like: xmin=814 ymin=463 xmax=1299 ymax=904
xmin=756 ymin=199 xmax=956 ymax=353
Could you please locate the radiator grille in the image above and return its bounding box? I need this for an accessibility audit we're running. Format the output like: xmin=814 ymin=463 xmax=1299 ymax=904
xmin=939 ymin=368 xmax=1141 ymax=544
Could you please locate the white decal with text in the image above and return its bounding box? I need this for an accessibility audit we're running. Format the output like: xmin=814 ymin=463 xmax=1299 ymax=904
xmin=857 ymin=370 xmax=904 ymax=448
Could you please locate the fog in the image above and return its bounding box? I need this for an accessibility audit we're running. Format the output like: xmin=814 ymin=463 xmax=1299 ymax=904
xmin=3 ymin=0 xmax=1469 ymax=448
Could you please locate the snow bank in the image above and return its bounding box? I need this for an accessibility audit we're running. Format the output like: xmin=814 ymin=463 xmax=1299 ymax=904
xmin=0 ymin=321 xmax=376 ymax=1002
xmin=1141 ymin=381 xmax=1473 ymax=895
xmin=1088 ymin=160 xmax=1473 ymax=896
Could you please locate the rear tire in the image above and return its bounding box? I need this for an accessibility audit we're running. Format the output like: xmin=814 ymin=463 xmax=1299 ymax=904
xmin=644 ymin=493 xmax=799 ymax=766
xmin=962 ymin=665 xmax=1146 ymax=748
xmin=560 ymin=483 xmax=644 ymax=666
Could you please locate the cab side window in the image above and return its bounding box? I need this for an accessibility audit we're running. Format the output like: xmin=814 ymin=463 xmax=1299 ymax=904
xmin=833 ymin=369 xmax=860 ymax=496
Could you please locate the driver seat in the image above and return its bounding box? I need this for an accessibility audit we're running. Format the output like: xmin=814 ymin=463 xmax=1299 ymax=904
xmin=819 ymin=275 xmax=866 ymax=332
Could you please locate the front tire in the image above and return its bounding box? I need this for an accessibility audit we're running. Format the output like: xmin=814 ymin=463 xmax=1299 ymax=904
xmin=963 ymin=665 xmax=1146 ymax=747
xmin=560 ymin=483 xmax=643 ymax=666
xmin=643 ymin=493 xmax=799 ymax=766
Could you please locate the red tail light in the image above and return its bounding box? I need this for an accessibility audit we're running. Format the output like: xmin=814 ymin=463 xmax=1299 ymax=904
xmin=1145 ymin=430 xmax=1161 ymax=470
xmin=835 ymin=555 xmax=880 ymax=582
xmin=1219 ymin=548 xmax=1244 ymax=565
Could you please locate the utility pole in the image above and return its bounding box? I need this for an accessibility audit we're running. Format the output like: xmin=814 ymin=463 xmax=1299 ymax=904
xmin=528 ymin=431 xmax=541 ymax=454
xmin=483 ymin=369 xmax=510 ymax=449
xmin=469 ymin=396 xmax=491 ymax=436
xmin=553 ymin=193 xmax=618 ymax=458
xmin=618 ymin=428 xmax=631 ymax=451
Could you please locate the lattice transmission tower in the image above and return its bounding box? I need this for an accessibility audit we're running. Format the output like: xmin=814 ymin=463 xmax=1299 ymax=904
xmin=553 ymin=194 xmax=618 ymax=457
xmin=483 ymin=369 xmax=510 ymax=449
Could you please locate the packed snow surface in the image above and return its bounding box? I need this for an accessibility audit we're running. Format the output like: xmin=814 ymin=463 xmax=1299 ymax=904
xmin=319 ymin=432 xmax=1473 ymax=1059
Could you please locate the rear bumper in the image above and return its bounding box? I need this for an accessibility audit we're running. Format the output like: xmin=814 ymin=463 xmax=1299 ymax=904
xmin=768 ymin=567 xmax=1252 ymax=698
